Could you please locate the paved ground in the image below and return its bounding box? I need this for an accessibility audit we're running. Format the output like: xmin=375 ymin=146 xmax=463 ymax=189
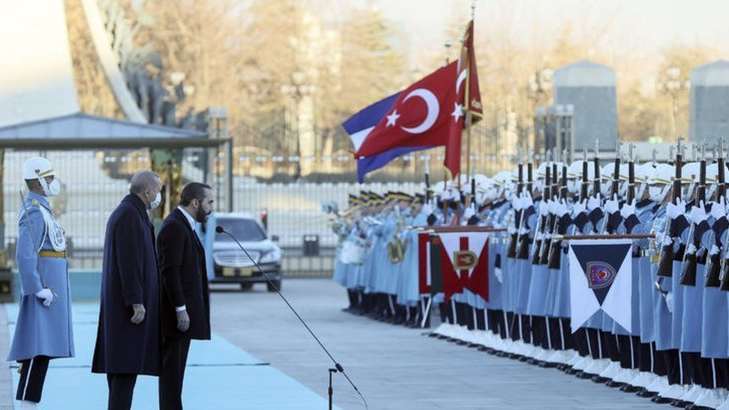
xmin=210 ymin=279 xmax=664 ymax=410
xmin=0 ymin=279 xmax=667 ymax=409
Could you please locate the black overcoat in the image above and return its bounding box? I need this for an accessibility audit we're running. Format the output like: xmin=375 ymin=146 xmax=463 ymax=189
xmin=157 ymin=209 xmax=211 ymax=340
xmin=92 ymin=194 xmax=160 ymax=375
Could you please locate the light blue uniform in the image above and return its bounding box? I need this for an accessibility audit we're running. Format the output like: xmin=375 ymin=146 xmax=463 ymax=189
xmin=8 ymin=191 xmax=75 ymax=362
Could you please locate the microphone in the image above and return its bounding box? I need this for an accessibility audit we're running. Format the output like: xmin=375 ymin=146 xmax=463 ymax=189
xmin=215 ymin=225 xmax=368 ymax=409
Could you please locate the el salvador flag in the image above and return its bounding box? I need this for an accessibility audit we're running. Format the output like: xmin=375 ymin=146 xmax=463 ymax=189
xmin=342 ymin=92 xmax=432 ymax=182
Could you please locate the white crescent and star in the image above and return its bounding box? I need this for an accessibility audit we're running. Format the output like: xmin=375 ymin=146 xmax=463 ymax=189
xmin=383 ymin=88 xmax=440 ymax=134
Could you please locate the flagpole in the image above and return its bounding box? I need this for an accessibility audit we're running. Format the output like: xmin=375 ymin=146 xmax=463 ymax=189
xmin=466 ymin=1 xmax=476 ymax=197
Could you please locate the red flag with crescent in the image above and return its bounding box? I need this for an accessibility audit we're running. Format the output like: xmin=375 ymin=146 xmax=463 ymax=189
xmin=444 ymin=20 xmax=483 ymax=177
xmin=354 ymin=62 xmax=458 ymax=159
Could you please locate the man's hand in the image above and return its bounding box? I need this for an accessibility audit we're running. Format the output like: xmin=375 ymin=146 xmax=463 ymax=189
xmin=176 ymin=310 xmax=190 ymax=332
xmin=130 ymin=304 xmax=146 ymax=325
xmin=35 ymin=288 xmax=54 ymax=307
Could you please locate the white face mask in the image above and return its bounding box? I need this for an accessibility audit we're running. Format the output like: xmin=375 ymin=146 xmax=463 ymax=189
xmin=149 ymin=192 xmax=162 ymax=210
xmin=39 ymin=177 xmax=61 ymax=197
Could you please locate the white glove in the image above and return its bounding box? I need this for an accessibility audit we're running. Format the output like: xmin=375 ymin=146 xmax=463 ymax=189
xmin=587 ymin=195 xmax=601 ymax=211
xmin=494 ymin=267 xmax=503 ymax=283
xmin=711 ymin=197 xmax=727 ymax=220
xmin=572 ymin=200 xmax=586 ymax=217
xmin=686 ymin=243 xmax=698 ymax=255
xmin=521 ymin=192 xmax=534 ymax=209
xmin=554 ymin=200 xmax=569 ymax=217
xmin=511 ymin=195 xmax=522 ymax=211
xmin=35 ymin=288 xmax=54 ymax=307
xmin=539 ymin=201 xmax=550 ymax=217
xmin=604 ymin=194 xmax=620 ymax=214
xmin=665 ymin=292 xmax=674 ymax=313
xmin=666 ymin=198 xmax=686 ymax=219
xmin=620 ymin=199 xmax=637 ymax=219
xmin=422 ymin=202 xmax=434 ymax=215
xmin=547 ymin=199 xmax=558 ymax=215
xmin=688 ymin=201 xmax=707 ymax=225
xmin=463 ymin=204 xmax=476 ymax=220
xmin=710 ymin=244 xmax=720 ymax=256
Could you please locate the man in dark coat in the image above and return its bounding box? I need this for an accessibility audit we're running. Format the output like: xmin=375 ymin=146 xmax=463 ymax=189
xmin=157 ymin=182 xmax=213 ymax=409
xmin=92 ymin=171 xmax=163 ymax=410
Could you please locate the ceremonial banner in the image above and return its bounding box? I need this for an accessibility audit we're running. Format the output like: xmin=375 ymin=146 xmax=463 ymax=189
xmin=568 ymin=239 xmax=632 ymax=333
xmin=436 ymin=231 xmax=489 ymax=301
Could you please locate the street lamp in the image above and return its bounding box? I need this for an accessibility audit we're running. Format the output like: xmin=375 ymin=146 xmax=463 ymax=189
xmin=527 ymin=67 xmax=553 ymax=155
xmin=281 ymin=71 xmax=316 ymax=180
xmin=657 ymin=66 xmax=691 ymax=142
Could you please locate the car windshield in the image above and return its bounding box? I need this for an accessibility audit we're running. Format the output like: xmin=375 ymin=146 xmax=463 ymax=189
xmin=215 ymin=217 xmax=266 ymax=242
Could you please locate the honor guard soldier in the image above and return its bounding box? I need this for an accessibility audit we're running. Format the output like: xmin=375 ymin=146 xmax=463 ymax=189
xmin=7 ymin=157 xmax=74 ymax=408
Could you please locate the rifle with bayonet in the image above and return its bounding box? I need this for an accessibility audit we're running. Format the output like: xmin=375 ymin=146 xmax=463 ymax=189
xmin=517 ymin=160 xmax=535 ymax=259
xmin=508 ymin=161 xmax=524 ymax=258
xmin=547 ymin=162 xmax=570 ymax=269
xmin=588 ymin=142 xmax=604 ymax=233
xmin=657 ymin=140 xmax=685 ymax=277
xmin=603 ymin=147 xmax=622 ymax=234
xmin=530 ymin=161 xmax=551 ymax=264
xmin=539 ymin=162 xmax=560 ymax=264
xmin=708 ymin=143 xmax=727 ymax=287
xmin=681 ymin=146 xmax=708 ymax=286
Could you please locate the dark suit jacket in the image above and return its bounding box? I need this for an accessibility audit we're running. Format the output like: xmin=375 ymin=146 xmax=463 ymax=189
xmin=157 ymin=208 xmax=211 ymax=340
xmin=92 ymin=194 xmax=161 ymax=375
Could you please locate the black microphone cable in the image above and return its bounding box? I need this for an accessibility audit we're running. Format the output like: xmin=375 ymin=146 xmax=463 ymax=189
xmin=215 ymin=226 xmax=368 ymax=409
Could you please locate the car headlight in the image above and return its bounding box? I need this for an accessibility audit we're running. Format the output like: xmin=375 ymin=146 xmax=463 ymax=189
xmin=259 ymin=248 xmax=281 ymax=264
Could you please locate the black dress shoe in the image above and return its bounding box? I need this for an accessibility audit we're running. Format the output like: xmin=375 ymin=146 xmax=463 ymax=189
xmin=539 ymin=361 xmax=557 ymax=368
xmin=564 ymin=367 xmax=578 ymax=375
xmin=577 ymin=372 xmax=595 ymax=380
xmin=517 ymin=354 xmax=529 ymax=362
xmin=619 ymin=384 xmax=641 ymax=393
xmin=606 ymin=380 xmax=625 ymax=388
xmin=670 ymin=399 xmax=690 ymax=408
xmin=651 ymin=396 xmax=673 ymax=404
xmin=635 ymin=389 xmax=657 ymax=398
xmin=426 ymin=332 xmax=440 ymax=338
xmin=591 ymin=375 xmax=609 ymax=384
xmin=467 ymin=343 xmax=482 ymax=349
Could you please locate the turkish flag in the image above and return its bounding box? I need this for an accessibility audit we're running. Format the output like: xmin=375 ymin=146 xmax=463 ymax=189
xmin=444 ymin=20 xmax=483 ymax=177
xmin=354 ymin=62 xmax=458 ymax=159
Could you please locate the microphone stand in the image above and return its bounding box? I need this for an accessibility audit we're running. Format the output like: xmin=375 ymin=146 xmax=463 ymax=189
xmin=216 ymin=226 xmax=368 ymax=410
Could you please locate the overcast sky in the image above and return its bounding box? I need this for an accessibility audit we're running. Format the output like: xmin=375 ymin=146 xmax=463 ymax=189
xmin=363 ymin=0 xmax=729 ymax=59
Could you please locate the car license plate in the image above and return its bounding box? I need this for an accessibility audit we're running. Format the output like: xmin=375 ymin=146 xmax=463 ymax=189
xmin=222 ymin=267 xmax=254 ymax=277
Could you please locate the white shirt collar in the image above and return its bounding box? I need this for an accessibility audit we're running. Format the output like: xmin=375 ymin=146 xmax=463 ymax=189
xmin=177 ymin=206 xmax=197 ymax=230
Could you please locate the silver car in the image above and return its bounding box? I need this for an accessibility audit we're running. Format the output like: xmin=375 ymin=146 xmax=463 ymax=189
xmin=203 ymin=212 xmax=283 ymax=291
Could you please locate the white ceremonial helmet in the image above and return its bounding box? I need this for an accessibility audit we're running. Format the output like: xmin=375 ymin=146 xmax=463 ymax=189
xmin=682 ymin=162 xmax=702 ymax=199
xmin=601 ymin=162 xmax=617 ymax=197
xmin=706 ymin=162 xmax=721 ymax=200
xmin=635 ymin=162 xmax=656 ymax=200
xmin=647 ymin=163 xmax=673 ymax=202
xmin=567 ymin=160 xmax=583 ymax=194
xmin=22 ymin=156 xmax=61 ymax=196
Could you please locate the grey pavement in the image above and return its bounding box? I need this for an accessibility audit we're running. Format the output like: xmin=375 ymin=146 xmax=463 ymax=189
xmin=209 ymin=279 xmax=665 ymax=410
xmin=0 ymin=279 xmax=667 ymax=410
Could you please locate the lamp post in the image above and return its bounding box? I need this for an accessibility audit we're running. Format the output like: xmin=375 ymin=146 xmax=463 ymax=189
xmin=281 ymin=71 xmax=315 ymax=180
xmin=657 ymin=66 xmax=690 ymax=143
xmin=527 ymin=67 xmax=553 ymax=156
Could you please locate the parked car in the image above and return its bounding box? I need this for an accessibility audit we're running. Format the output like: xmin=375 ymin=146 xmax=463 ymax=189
xmin=202 ymin=212 xmax=282 ymax=291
